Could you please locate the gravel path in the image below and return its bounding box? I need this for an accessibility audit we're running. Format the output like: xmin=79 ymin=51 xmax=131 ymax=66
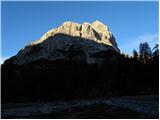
xmin=104 ymin=98 xmax=159 ymax=117
xmin=2 ymin=96 xmax=159 ymax=118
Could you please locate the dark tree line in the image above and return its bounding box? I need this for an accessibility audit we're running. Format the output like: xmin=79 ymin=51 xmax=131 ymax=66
xmin=132 ymin=42 xmax=158 ymax=64
xmin=1 ymin=42 xmax=159 ymax=103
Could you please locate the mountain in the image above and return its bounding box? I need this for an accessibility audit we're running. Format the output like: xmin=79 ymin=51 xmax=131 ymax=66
xmin=2 ymin=20 xmax=123 ymax=102
xmin=6 ymin=20 xmax=120 ymax=65
xmin=2 ymin=21 xmax=158 ymax=103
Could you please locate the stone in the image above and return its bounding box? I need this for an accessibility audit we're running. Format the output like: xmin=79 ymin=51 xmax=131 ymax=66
xmin=12 ymin=20 xmax=120 ymax=64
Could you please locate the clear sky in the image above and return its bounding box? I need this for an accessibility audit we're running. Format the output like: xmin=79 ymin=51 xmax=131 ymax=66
xmin=1 ymin=1 xmax=159 ymax=62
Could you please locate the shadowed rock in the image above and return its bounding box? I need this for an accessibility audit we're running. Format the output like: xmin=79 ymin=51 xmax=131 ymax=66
xmin=8 ymin=21 xmax=120 ymax=65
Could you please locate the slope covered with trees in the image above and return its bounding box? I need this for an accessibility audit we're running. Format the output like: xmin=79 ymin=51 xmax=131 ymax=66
xmin=2 ymin=42 xmax=159 ymax=103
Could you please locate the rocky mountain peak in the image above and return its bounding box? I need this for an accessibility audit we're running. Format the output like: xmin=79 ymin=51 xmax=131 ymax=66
xmin=10 ymin=20 xmax=120 ymax=65
xmin=91 ymin=20 xmax=109 ymax=33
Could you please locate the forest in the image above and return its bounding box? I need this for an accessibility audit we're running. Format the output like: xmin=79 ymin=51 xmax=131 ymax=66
xmin=1 ymin=42 xmax=159 ymax=103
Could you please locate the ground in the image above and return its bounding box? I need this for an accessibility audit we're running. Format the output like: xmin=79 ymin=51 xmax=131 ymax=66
xmin=1 ymin=95 xmax=159 ymax=119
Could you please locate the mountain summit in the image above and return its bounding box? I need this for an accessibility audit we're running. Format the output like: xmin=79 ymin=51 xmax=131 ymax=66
xmin=11 ymin=20 xmax=120 ymax=64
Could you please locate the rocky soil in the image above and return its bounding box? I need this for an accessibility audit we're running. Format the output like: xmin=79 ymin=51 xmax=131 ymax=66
xmin=2 ymin=95 xmax=158 ymax=119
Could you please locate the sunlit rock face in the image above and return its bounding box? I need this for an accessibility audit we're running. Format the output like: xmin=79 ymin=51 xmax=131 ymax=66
xmin=13 ymin=20 xmax=120 ymax=64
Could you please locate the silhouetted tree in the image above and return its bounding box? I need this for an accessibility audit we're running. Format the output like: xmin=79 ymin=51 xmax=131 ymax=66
xmin=152 ymin=44 xmax=159 ymax=58
xmin=139 ymin=42 xmax=152 ymax=63
xmin=132 ymin=49 xmax=139 ymax=60
xmin=121 ymin=53 xmax=129 ymax=58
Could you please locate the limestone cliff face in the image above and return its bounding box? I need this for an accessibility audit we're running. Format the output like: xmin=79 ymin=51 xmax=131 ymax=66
xmin=13 ymin=20 xmax=120 ymax=64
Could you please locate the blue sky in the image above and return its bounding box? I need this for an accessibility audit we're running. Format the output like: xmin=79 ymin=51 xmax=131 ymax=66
xmin=1 ymin=1 xmax=159 ymax=62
